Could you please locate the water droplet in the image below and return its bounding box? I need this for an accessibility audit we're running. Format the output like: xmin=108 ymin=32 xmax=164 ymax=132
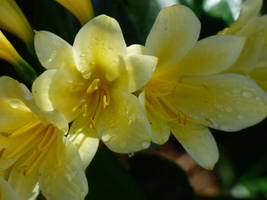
xmin=232 ymin=89 xmax=240 ymax=94
xmin=101 ymin=134 xmax=111 ymax=142
xmin=48 ymin=51 xmax=57 ymax=63
xmin=237 ymin=115 xmax=243 ymax=119
xmin=242 ymin=91 xmax=251 ymax=98
xmin=256 ymin=96 xmax=261 ymax=101
xmin=128 ymin=152 xmax=135 ymax=157
xmin=142 ymin=141 xmax=150 ymax=149
xmin=226 ymin=107 xmax=232 ymax=112
xmin=215 ymin=104 xmax=223 ymax=110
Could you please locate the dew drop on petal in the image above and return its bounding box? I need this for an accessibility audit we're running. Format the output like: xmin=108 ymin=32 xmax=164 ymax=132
xmin=226 ymin=107 xmax=232 ymax=112
xmin=237 ymin=114 xmax=243 ymax=119
xmin=242 ymin=91 xmax=251 ymax=98
xmin=142 ymin=141 xmax=150 ymax=149
xmin=101 ymin=134 xmax=111 ymax=142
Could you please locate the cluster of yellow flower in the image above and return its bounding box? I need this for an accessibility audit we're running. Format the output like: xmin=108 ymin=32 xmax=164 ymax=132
xmin=0 ymin=0 xmax=266 ymax=199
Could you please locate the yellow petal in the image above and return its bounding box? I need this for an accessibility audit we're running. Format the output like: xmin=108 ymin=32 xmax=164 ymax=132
xmin=39 ymin=137 xmax=88 ymax=200
xmin=32 ymin=69 xmax=84 ymax=122
xmin=260 ymin=15 xmax=267 ymax=45
xmin=0 ymin=177 xmax=19 ymax=200
xmin=145 ymin=5 xmax=200 ymax=68
xmin=171 ymin=124 xmax=218 ymax=170
xmin=127 ymin=44 xmax=145 ymax=55
xmin=73 ymin=15 xmax=127 ymax=81
xmin=34 ymin=31 xmax=78 ymax=73
xmin=138 ymin=91 xmax=170 ymax=144
xmin=0 ymin=0 xmax=33 ymax=45
xmin=0 ymin=100 xmax=34 ymax=133
xmin=227 ymin=0 xmax=263 ymax=33
xmin=7 ymin=156 xmax=39 ymax=200
xmin=96 ymin=90 xmax=152 ymax=153
xmin=249 ymin=67 xmax=267 ymax=91
xmin=175 ymin=35 xmax=245 ymax=75
xmin=168 ymin=74 xmax=267 ymax=131
xmin=115 ymin=54 xmax=157 ymax=93
xmin=55 ymin=0 xmax=94 ymax=25
xmin=255 ymin=45 xmax=267 ymax=68
xmin=69 ymin=117 xmax=99 ymax=169
xmin=226 ymin=32 xmax=264 ymax=74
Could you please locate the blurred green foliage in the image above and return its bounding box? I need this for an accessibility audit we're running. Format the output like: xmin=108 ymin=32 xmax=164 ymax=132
xmin=2 ymin=0 xmax=267 ymax=199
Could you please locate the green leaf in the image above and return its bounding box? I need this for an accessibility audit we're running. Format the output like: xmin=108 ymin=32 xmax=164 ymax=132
xmin=202 ymin=0 xmax=239 ymax=25
xmin=86 ymin=146 xmax=146 ymax=200
xmin=180 ymin=0 xmax=203 ymax=17
xmin=129 ymin=154 xmax=195 ymax=200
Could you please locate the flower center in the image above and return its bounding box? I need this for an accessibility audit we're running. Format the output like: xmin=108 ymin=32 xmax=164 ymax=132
xmin=0 ymin=120 xmax=58 ymax=175
xmin=72 ymin=78 xmax=111 ymax=128
xmin=144 ymin=76 xmax=213 ymax=126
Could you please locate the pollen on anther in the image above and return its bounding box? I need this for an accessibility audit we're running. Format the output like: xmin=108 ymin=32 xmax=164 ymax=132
xmin=205 ymin=118 xmax=214 ymax=125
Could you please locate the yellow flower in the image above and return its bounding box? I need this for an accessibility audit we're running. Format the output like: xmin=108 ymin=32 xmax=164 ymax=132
xmin=0 ymin=0 xmax=33 ymax=46
xmin=140 ymin=5 xmax=267 ymax=169
xmin=0 ymin=31 xmax=22 ymax=65
xmin=0 ymin=76 xmax=94 ymax=200
xmin=32 ymin=15 xmax=157 ymax=153
xmin=0 ymin=177 xmax=19 ymax=200
xmin=0 ymin=31 xmax=36 ymax=85
xmin=55 ymin=0 xmax=94 ymax=25
xmin=219 ymin=0 xmax=267 ymax=92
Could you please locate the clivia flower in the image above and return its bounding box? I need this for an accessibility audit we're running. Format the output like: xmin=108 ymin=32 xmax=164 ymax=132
xmin=55 ymin=0 xmax=94 ymax=25
xmin=0 ymin=76 xmax=94 ymax=200
xmin=139 ymin=5 xmax=267 ymax=169
xmin=32 ymin=15 xmax=157 ymax=153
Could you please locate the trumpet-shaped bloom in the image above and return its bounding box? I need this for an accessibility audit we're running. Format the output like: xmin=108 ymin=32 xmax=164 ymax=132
xmin=0 ymin=31 xmax=22 ymax=65
xmin=32 ymin=15 xmax=157 ymax=153
xmin=140 ymin=5 xmax=267 ymax=169
xmin=0 ymin=0 xmax=33 ymax=46
xmin=0 ymin=31 xmax=36 ymax=85
xmin=0 ymin=76 xmax=92 ymax=200
xmin=55 ymin=0 xmax=94 ymax=25
xmin=220 ymin=0 xmax=267 ymax=92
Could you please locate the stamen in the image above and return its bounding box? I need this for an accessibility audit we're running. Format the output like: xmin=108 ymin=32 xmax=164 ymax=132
xmin=10 ymin=120 xmax=40 ymax=137
xmin=183 ymin=114 xmax=187 ymax=125
xmin=87 ymin=78 xmax=100 ymax=94
xmin=4 ymin=124 xmax=45 ymax=159
xmin=82 ymin=104 xmax=88 ymax=117
xmin=91 ymin=120 xmax=96 ymax=129
xmin=205 ymin=118 xmax=214 ymax=125
xmin=0 ymin=132 xmax=11 ymax=137
xmin=38 ymin=126 xmax=55 ymax=151
xmin=24 ymin=149 xmax=47 ymax=175
xmin=202 ymin=84 xmax=209 ymax=90
xmin=103 ymin=95 xmax=108 ymax=108
xmin=178 ymin=75 xmax=186 ymax=83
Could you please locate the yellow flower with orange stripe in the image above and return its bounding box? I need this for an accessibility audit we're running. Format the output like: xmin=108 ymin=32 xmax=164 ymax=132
xmin=0 ymin=76 xmax=95 ymax=200
xmin=140 ymin=5 xmax=267 ymax=169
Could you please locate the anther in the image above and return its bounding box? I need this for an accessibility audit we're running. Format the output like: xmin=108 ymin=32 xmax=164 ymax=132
xmin=205 ymin=118 xmax=214 ymax=125
xmin=87 ymin=78 xmax=100 ymax=94
xmin=82 ymin=104 xmax=88 ymax=117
